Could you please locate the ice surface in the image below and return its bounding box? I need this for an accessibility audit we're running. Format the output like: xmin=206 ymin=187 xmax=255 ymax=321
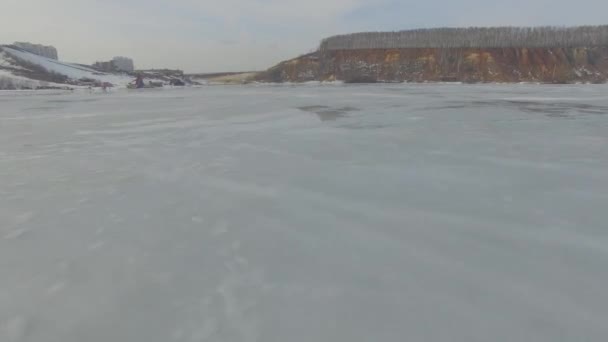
xmin=1 ymin=84 xmax=607 ymax=342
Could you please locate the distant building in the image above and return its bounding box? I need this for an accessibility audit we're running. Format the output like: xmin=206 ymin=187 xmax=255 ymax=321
xmin=92 ymin=61 xmax=116 ymax=73
xmin=92 ymin=57 xmax=135 ymax=73
xmin=13 ymin=42 xmax=58 ymax=60
xmin=111 ymin=57 xmax=135 ymax=72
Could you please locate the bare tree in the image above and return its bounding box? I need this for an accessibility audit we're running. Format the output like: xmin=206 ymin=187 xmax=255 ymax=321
xmin=0 ymin=76 xmax=16 ymax=90
xmin=320 ymin=26 xmax=608 ymax=51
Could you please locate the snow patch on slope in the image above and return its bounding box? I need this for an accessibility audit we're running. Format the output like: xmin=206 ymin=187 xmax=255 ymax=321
xmin=1 ymin=47 xmax=133 ymax=87
xmin=0 ymin=69 xmax=74 ymax=89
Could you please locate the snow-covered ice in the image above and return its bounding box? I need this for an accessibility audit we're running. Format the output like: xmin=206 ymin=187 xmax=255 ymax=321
xmin=1 ymin=84 xmax=607 ymax=342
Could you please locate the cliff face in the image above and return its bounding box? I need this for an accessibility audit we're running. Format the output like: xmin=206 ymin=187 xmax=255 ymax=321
xmin=255 ymin=53 xmax=320 ymax=83
xmin=256 ymin=47 xmax=608 ymax=83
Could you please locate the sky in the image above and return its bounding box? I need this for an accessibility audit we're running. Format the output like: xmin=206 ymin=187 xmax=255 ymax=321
xmin=1 ymin=0 xmax=607 ymax=73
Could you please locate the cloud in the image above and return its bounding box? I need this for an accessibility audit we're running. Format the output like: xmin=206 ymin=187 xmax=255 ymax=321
xmin=2 ymin=0 xmax=377 ymax=71
xmin=2 ymin=0 xmax=607 ymax=72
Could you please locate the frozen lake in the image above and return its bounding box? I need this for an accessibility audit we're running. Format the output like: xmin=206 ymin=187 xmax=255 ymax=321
xmin=1 ymin=84 xmax=607 ymax=341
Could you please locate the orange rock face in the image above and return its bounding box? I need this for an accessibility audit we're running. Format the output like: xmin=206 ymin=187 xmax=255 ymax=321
xmin=256 ymin=47 xmax=608 ymax=83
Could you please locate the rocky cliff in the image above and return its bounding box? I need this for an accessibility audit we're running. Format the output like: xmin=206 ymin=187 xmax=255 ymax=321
xmin=256 ymin=47 xmax=608 ymax=84
xmin=255 ymin=27 xmax=608 ymax=83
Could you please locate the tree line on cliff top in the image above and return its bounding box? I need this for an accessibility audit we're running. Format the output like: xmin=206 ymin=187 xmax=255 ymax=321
xmin=320 ymin=26 xmax=608 ymax=50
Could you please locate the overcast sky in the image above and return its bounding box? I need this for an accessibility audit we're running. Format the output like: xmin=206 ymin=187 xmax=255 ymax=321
xmin=2 ymin=0 xmax=607 ymax=72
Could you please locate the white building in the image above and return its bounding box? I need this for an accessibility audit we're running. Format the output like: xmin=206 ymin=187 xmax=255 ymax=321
xmin=111 ymin=57 xmax=135 ymax=72
xmin=13 ymin=42 xmax=58 ymax=60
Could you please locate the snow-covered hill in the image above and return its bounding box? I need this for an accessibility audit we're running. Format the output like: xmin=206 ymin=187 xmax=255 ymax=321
xmin=0 ymin=45 xmax=134 ymax=89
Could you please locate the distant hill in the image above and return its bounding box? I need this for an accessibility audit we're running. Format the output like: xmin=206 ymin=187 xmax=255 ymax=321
xmin=255 ymin=26 xmax=608 ymax=83
xmin=0 ymin=45 xmax=135 ymax=89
